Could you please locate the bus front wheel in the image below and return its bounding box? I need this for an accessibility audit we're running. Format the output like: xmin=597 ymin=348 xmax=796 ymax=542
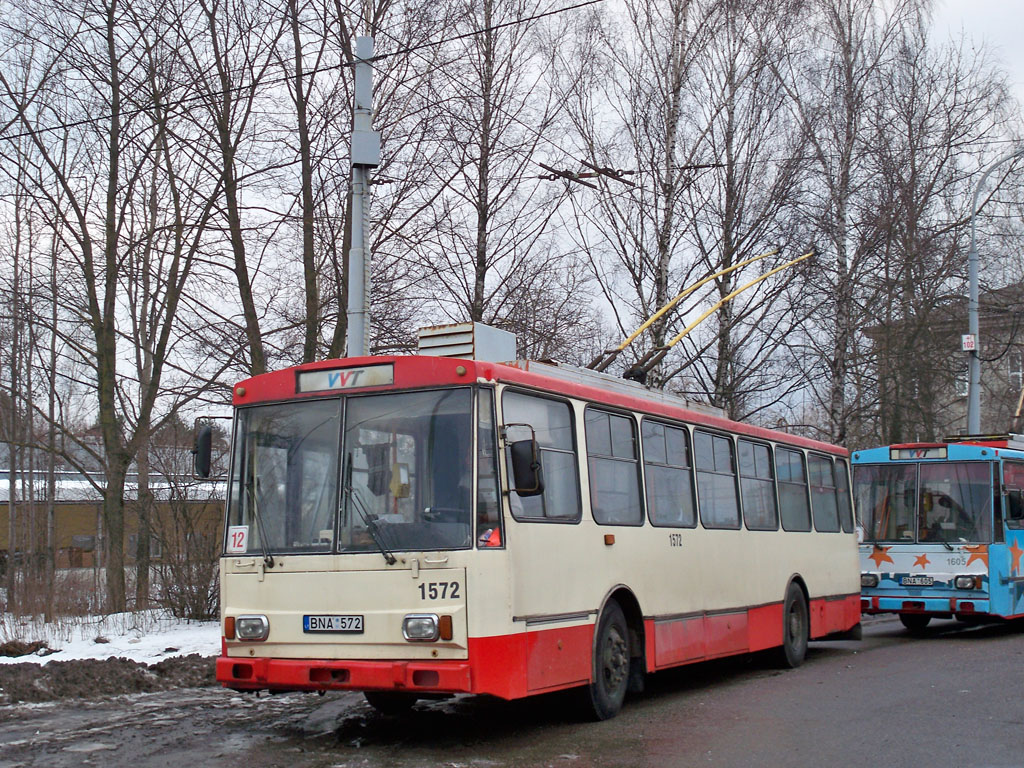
xmin=899 ymin=613 xmax=931 ymax=633
xmin=585 ymin=600 xmax=630 ymax=720
xmin=777 ymin=582 xmax=809 ymax=668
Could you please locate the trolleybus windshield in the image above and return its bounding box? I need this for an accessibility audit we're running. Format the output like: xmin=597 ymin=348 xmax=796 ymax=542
xmin=340 ymin=388 xmax=473 ymax=553
xmin=226 ymin=388 xmax=475 ymax=556
xmin=854 ymin=462 xmax=992 ymax=544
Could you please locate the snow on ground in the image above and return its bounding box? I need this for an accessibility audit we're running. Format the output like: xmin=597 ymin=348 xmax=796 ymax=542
xmin=0 ymin=611 xmax=220 ymax=665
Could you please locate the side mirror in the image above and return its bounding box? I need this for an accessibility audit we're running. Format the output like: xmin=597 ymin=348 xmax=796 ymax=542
xmin=510 ymin=439 xmax=544 ymax=497
xmin=193 ymin=424 xmax=213 ymax=479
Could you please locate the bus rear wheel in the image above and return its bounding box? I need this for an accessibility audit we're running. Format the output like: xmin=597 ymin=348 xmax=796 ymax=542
xmin=364 ymin=691 xmax=418 ymax=715
xmin=776 ymin=582 xmax=809 ymax=668
xmin=585 ymin=600 xmax=630 ymax=720
xmin=899 ymin=614 xmax=931 ymax=633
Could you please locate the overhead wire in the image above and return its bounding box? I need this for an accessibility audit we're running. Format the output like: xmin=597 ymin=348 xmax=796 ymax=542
xmin=0 ymin=0 xmax=604 ymax=145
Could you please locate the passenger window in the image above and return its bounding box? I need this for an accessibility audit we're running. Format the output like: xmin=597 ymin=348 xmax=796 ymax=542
xmin=694 ymin=430 xmax=740 ymax=529
xmin=777 ymin=447 xmax=811 ymax=531
xmin=808 ymin=454 xmax=840 ymax=532
xmin=642 ymin=420 xmax=696 ymax=528
xmin=738 ymin=439 xmax=778 ymax=530
xmin=835 ymin=458 xmax=854 ymax=532
xmin=586 ymin=408 xmax=643 ymax=525
xmin=502 ymin=391 xmax=581 ymax=522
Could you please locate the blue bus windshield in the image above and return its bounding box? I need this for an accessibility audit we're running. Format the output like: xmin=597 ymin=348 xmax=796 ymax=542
xmin=854 ymin=462 xmax=992 ymax=544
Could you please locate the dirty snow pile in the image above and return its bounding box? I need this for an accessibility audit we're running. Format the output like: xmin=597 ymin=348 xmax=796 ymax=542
xmin=0 ymin=611 xmax=220 ymax=664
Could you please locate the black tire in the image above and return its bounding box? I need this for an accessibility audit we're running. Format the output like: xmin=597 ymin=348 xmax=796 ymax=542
xmin=364 ymin=690 xmax=418 ymax=715
xmin=777 ymin=582 xmax=809 ymax=668
xmin=585 ymin=600 xmax=631 ymax=721
xmin=899 ymin=613 xmax=931 ymax=633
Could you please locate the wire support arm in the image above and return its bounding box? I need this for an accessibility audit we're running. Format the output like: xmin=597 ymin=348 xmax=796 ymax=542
xmin=623 ymin=251 xmax=814 ymax=384
xmin=588 ymin=249 xmax=780 ymax=372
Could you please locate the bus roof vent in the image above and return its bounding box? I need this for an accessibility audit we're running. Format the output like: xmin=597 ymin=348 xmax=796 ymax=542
xmin=417 ymin=322 xmax=517 ymax=362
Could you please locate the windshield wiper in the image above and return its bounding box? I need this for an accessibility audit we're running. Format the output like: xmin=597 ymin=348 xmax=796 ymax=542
xmin=245 ymin=478 xmax=275 ymax=568
xmin=343 ymin=453 xmax=396 ymax=565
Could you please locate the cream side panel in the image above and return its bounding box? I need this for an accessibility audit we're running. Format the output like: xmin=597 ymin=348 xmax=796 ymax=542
xmin=500 ymin=388 xmax=859 ymax=623
xmin=524 ymin=523 xmax=859 ymax=621
xmin=505 ymin=396 xmax=614 ymax=622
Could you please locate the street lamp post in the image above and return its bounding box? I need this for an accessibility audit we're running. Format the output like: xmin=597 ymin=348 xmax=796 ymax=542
xmin=347 ymin=37 xmax=381 ymax=357
xmin=966 ymin=147 xmax=1024 ymax=435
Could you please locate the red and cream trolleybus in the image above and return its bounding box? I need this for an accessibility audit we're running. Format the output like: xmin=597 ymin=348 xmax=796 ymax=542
xmin=203 ymin=325 xmax=861 ymax=719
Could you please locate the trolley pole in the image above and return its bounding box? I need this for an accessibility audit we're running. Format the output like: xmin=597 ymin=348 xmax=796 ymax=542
xmin=966 ymin=147 xmax=1024 ymax=434
xmin=346 ymin=36 xmax=381 ymax=357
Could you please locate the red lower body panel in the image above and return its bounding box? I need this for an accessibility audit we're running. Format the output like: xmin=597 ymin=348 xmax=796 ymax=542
xmin=811 ymin=594 xmax=862 ymax=637
xmin=217 ymin=593 xmax=860 ymax=700
xmin=644 ymin=594 xmax=859 ymax=672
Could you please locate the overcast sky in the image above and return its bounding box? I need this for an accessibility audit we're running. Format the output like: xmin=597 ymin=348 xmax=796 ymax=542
xmin=933 ymin=0 xmax=1024 ymax=100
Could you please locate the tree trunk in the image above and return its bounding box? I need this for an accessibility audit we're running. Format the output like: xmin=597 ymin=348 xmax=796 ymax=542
xmin=102 ymin=467 xmax=128 ymax=613
xmin=289 ymin=0 xmax=320 ymax=363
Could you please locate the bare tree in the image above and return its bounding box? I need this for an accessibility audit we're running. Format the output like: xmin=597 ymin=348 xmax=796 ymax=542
xmin=392 ymin=0 xmax=580 ymax=356
xmin=767 ymin=0 xmax=916 ymax=442
xmin=173 ymin=0 xmax=291 ymax=377
xmin=555 ymin=0 xmax=722 ymax=383
xmin=863 ymin=19 xmax=1013 ymax=443
xmin=0 ymin=0 xmax=223 ymax=610
xmin=673 ymin=0 xmax=808 ymax=419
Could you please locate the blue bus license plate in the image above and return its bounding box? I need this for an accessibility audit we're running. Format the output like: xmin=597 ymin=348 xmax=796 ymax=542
xmin=303 ymin=614 xmax=364 ymax=633
xmin=901 ymin=576 xmax=934 ymax=586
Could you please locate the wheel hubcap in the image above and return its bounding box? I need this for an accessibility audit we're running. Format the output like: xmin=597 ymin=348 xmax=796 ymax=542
xmin=603 ymin=626 xmax=628 ymax=689
xmin=787 ymin=602 xmax=806 ymax=649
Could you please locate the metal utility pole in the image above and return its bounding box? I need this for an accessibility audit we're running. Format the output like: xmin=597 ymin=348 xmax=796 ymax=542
xmin=346 ymin=36 xmax=381 ymax=357
xmin=966 ymin=146 xmax=1024 ymax=434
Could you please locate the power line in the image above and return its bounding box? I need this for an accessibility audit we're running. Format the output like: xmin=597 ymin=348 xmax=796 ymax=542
xmin=335 ymin=0 xmax=606 ymax=177
xmin=362 ymin=0 xmax=603 ymax=65
xmin=0 ymin=0 xmax=604 ymax=144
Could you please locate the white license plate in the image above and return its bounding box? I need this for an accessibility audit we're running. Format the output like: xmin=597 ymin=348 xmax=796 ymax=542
xmin=303 ymin=614 xmax=364 ymax=633
xmin=901 ymin=576 xmax=934 ymax=586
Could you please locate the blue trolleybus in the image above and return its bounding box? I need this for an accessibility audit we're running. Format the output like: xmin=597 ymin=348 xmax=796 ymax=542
xmin=853 ymin=438 xmax=1024 ymax=631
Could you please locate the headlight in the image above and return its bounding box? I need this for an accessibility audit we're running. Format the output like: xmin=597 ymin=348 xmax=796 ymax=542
xmin=403 ymin=614 xmax=439 ymax=641
xmin=861 ymin=573 xmax=879 ymax=588
xmin=955 ymin=575 xmax=979 ymax=590
xmin=235 ymin=614 xmax=270 ymax=641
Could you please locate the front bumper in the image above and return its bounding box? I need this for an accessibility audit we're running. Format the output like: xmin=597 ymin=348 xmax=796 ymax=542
xmin=861 ymin=593 xmax=989 ymax=616
xmin=217 ymin=655 xmax=473 ymax=694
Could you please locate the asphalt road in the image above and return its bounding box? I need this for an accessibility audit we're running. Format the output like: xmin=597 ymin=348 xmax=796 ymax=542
xmin=2 ymin=617 xmax=1023 ymax=768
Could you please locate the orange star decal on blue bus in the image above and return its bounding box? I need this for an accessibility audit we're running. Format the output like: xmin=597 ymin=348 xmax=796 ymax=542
xmin=1009 ymin=541 xmax=1024 ymax=575
xmin=964 ymin=545 xmax=988 ymax=568
xmin=913 ymin=554 xmax=930 ymax=569
xmin=869 ymin=545 xmax=894 ymax=568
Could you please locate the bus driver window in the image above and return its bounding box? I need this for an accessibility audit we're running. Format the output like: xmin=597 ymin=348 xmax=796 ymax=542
xmin=1004 ymin=462 xmax=1024 ymax=527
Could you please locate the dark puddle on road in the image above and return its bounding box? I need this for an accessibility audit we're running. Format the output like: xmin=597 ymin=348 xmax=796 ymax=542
xmin=246 ymin=644 xmax=870 ymax=767
xmin=256 ymin=691 xmax=639 ymax=767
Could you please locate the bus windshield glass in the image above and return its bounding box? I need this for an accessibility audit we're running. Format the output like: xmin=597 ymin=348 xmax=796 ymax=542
xmin=227 ymin=398 xmax=342 ymax=555
xmin=854 ymin=462 xmax=992 ymax=544
xmin=340 ymin=388 xmax=473 ymax=553
xmin=918 ymin=462 xmax=991 ymax=543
